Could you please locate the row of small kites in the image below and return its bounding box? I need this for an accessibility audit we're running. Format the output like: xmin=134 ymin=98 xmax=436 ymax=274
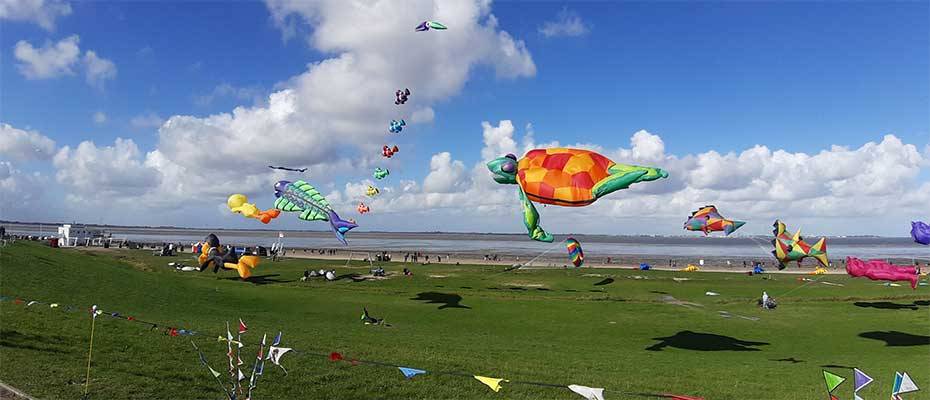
xmin=822 ymin=368 xmax=919 ymax=400
xmin=0 ymin=294 xmax=704 ymax=400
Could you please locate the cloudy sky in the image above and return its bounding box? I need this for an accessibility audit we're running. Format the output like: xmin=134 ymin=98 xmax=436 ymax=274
xmin=1 ymin=1 xmax=928 ymax=236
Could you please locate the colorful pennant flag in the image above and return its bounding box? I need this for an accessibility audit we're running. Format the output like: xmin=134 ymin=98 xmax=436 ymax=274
xmin=330 ymin=352 xmax=343 ymax=362
xmin=823 ymin=370 xmax=846 ymax=394
xmin=398 ymin=367 xmax=426 ymax=379
xmin=568 ymin=384 xmax=605 ymax=400
xmin=853 ymin=368 xmax=873 ymax=400
xmin=474 ymin=375 xmax=508 ymax=393
xmin=892 ymin=371 xmax=919 ymax=398
xmin=238 ymin=319 xmax=248 ymax=334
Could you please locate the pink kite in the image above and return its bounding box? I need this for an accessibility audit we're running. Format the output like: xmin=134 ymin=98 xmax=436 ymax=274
xmin=845 ymin=257 xmax=919 ymax=289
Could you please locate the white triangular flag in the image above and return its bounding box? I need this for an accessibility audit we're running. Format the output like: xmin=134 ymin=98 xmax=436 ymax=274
xmin=898 ymin=372 xmax=919 ymax=394
xmin=238 ymin=369 xmax=246 ymax=381
xmin=568 ymin=384 xmax=606 ymax=400
xmin=268 ymin=347 xmax=292 ymax=365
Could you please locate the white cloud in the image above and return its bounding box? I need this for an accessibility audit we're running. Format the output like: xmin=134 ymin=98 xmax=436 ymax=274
xmin=194 ymin=83 xmax=264 ymax=106
xmin=13 ymin=35 xmax=80 ymax=79
xmin=539 ymin=8 xmax=590 ymax=38
xmin=130 ymin=112 xmax=164 ymax=129
xmin=0 ymin=0 xmax=72 ymax=31
xmin=52 ymin=138 xmax=161 ymax=199
xmin=92 ymin=111 xmax=107 ymax=124
xmin=409 ymin=107 xmax=435 ymax=124
xmin=83 ymin=50 xmax=117 ymax=88
xmin=422 ymin=152 xmax=469 ymax=193
xmin=0 ymin=122 xmax=56 ymax=161
xmin=13 ymin=35 xmax=117 ymax=88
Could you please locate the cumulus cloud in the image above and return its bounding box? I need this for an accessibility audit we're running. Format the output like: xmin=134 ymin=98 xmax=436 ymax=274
xmin=539 ymin=8 xmax=590 ymax=38
xmin=13 ymin=35 xmax=117 ymax=88
xmin=0 ymin=0 xmax=72 ymax=31
xmin=0 ymin=123 xmax=56 ymax=161
xmin=83 ymin=50 xmax=117 ymax=88
xmin=422 ymin=152 xmax=469 ymax=193
xmin=13 ymin=35 xmax=81 ymax=79
xmin=53 ymin=138 xmax=161 ymax=199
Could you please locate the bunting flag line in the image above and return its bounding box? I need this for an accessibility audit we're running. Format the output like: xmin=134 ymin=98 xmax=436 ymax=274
xmin=191 ymin=341 xmax=232 ymax=400
xmin=568 ymin=384 xmax=605 ymax=400
xmin=823 ymin=370 xmax=846 ymax=395
xmin=474 ymin=376 xmax=508 ymax=393
xmin=2 ymin=294 xmax=708 ymax=400
xmin=398 ymin=367 xmax=427 ymax=379
xmin=853 ymin=368 xmax=873 ymax=400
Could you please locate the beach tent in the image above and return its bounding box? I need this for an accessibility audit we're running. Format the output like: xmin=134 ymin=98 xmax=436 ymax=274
xmin=639 ymin=263 xmax=651 ymax=270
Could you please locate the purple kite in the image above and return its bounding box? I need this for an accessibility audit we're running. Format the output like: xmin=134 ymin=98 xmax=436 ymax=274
xmin=846 ymin=257 xmax=919 ymax=289
xmin=912 ymin=221 xmax=930 ymax=245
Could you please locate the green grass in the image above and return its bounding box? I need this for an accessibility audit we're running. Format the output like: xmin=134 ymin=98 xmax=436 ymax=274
xmin=1 ymin=241 xmax=928 ymax=399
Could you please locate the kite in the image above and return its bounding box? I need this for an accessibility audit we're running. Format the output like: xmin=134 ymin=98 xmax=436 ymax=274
xmin=893 ymin=371 xmax=920 ymax=399
xmin=565 ymin=237 xmax=584 ymax=267
xmin=683 ymin=205 xmax=745 ymax=236
xmin=682 ymin=265 xmax=699 ymax=272
xmin=373 ymin=167 xmax=389 ymax=180
xmin=273 ymin=180 xmax=358 ymax=245
xmin=382 ymin=145 xmax=399 ymax=158
xmin=266 ymin=332 xmax=292 ymax=375
xmin=395 ymin=88 xmax=410 ymax=105
xmin=198 ymin=234 xmax=259 ymax=279
xmin=912 ymin=221 xmax=930 ymax=245
xmin=811 ymin=267 xmax=827 ymax=275
xmin=268 ymin=166 xmax=307 ymax=172
xmin=488 ymin=148 xmax=668 ymax=242
xmin=227 ymin=194 xmax=281 ymax=224
xmin=357 ymin=202 xmax=370 ymax=214
xmin=415 ymin=20 xmax=447 ymax=31
xmin=772 ymin=220 xmax=828 ymax=270
xmin=366 ymin=185 xmax=380 ymax=198
xmin=361 ymin=308 xmax=384 ymax=325
xmin=846 ymin=257 xmax=919 ymax=289
xmin=389 ymin=119 xmax=406 ymax=133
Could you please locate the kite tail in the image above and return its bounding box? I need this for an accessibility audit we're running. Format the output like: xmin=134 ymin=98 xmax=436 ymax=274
xmin=725 ymin=221 xmax=745 ymax=236
xmin=810 ymin=237 xmax=828 ymax=268
xmin=235 ymin=256 xmax=259 ymax=279
xmin=328 ymin=210 xmax=358 ymax=245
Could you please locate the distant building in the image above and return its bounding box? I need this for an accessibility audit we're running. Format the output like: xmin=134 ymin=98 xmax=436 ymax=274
xmin=57 ymin=224 xmax=109 ymax=246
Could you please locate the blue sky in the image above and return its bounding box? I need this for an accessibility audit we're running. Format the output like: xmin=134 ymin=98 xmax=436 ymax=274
xmin=1 ymin=1 xmax=928 ymax=236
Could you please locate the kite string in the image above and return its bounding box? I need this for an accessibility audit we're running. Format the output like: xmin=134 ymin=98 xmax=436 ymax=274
xmin=520 ymin=238 xmax=569 ymax=269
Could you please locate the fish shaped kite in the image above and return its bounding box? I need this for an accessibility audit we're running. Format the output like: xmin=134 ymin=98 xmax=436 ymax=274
xmin=846 ymin=257 xmax=919 ymax=289
xmin=415 ymin=21 xmax=447 ymax=32
xmin=389 ymin=119 xmax=406 ymax=133
xmin=912 ymin=221 xmax=930 ymax=245
xmin=268 ymin=166 xmax=307 ymax=172
xmin=382 ymin=145 xmax=399 ymax=158
xmin=772 ymin=220 xmax=828 ymax=270
xmin=366 ymin=185 xmax=380 ymax=198
xmin=373 ymin=167 xmax=389 ymax=180
xmin=565 ymin=237 xmax=584 ymax=267
xmin=357 ymin=202 xmax=370 ymax=214
xmin=227 ymin=194 xmax=281 ymax=224
xmin=684 ymin=205 xmax=745 ymax=236
xmin=487 ymin=148 xmax=668 ymax=242
xmin=395 ymin=88 xmax=410 ymax=105
xmin=273 ymin=180 xmax=357 ymax=245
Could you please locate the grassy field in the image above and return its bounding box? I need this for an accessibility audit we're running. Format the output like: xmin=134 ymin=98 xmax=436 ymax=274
xmin=1 ymin=240 xmax=928 ymax=400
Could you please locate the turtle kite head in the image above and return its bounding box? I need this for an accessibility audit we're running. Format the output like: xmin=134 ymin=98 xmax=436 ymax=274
xmin=274 ymin=180 xmax=291 ymax=198
xmin=487 ymin=154 xmax=518 ymax=184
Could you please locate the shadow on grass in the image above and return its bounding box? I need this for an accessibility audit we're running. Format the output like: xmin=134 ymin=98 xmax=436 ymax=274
xmin=593 ymin=278 xmax=615 ymax=286
xmin=859 ymin=331 xmax=930 ymax=346
xmin=0 ymin=329 xmax=70 ymax=354
xmin=646 ymin=331 xmax=768 ymax=352
xmin=220 ymin=274 xmax=293 ymax=285
xmin=853 ymin=301 xmax=929 ymax=310
xmin=410 ymin=292 xmax=471 ymax=309
xmin=771 ymin=357 xmax=804 ymax=363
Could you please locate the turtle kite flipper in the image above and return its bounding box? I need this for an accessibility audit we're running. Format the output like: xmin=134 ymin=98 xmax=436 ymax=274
xmin=592 ymin=166 xmax=661 ymax=199
xmin=519 ymin=189 xmax=553 ymax=242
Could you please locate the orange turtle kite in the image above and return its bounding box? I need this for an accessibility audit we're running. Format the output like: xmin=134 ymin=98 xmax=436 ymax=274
xmin=487 ymin=148 xmax=668 ymax=242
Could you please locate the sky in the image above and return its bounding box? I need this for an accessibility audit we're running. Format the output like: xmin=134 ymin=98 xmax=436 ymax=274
xmin=1 ymin=0 xmax=928 ymax=237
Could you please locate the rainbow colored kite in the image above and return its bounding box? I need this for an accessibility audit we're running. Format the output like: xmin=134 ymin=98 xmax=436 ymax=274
xmin=565 ymin=237 xmax=584 ymax=267
xmin=772 ymin=220 xmax=828 ymax=270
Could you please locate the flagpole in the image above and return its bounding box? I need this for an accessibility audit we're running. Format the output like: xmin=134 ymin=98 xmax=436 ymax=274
xmin=82 ymin=308 xmax=97 ymax=399
xmin=192 ymin=341 xmax=233 ymax=400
